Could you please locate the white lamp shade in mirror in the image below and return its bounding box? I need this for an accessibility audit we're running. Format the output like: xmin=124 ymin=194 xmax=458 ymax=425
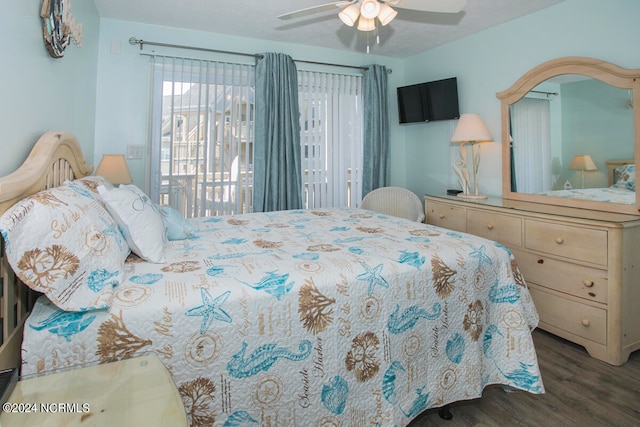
xmin=569 ymin=154 xmax=598 ymax=189
xmin=569 ymin=154 xmax=598 ymax=172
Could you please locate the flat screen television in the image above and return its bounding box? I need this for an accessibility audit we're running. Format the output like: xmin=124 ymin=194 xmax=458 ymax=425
xmin=397 ymin=77 xmax=459 ymax=124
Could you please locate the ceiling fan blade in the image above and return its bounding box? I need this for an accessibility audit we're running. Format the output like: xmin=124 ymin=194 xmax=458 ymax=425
xmin=278 ymin=1 xmax=355 ymax=20
xmin=387 ymin=0 xmax=467 ymax=13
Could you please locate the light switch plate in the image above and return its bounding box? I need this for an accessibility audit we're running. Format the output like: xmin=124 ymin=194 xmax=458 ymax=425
xmin=127 ymin=145 xmax=144 ymax=160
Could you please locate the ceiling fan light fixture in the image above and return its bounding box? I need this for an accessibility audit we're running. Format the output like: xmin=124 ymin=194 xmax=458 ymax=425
xmin=357 ymin=16 xmax=376 ymax=31
xmin=377 ymin=3 xmax=397 ymax=26
xmin=360 ymin=0 xmax=381 ymax=19
xmin=339 ymin=4 xmax=360 ymax=26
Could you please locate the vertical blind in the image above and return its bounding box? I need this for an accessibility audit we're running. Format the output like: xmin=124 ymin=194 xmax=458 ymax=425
xmin=149 ymin=56 xmax=364 ymax=216
xmin=149 ymin=55 xmax=255 ymax=217
xmin=298 ymin=70 xmax=363 ymax=209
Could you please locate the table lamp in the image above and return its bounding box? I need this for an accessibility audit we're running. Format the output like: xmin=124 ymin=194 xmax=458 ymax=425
xmin=569 ymin=154 xmax=597 ymax=189
xmin=95 ymin=154 xmax=132 ymax=185
xmin=451 ymin=113 xmax=493 ymax=199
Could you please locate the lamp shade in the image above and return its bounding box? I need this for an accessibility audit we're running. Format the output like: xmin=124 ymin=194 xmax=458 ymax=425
xmin=95 ymin=154 xmax=132 ymax=185
xmin=569 ymin=154 xmax=597 ymax=171
xmin=377 ymin=3 xmax=397 ymax=25
xmin=450 ymin=113 xmax=493 ymax=143
xmin=357 ymin=16 xmax=376 ymax=31
xmin=339 ymin=3 xmax=360 ymax=26
xmin=360 ymin=0 xmax=381 ymax=19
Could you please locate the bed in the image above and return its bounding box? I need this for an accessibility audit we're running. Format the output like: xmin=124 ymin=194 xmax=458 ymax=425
xmin=538 ymin=159 xmax=636 ymax=204
xmin=0 ymin=132 xmax=544 ymax=427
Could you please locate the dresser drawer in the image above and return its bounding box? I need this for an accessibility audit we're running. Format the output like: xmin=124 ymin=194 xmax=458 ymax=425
xmin=512 ymin=248 xmax=608 ymax=304
xmin=426 ymin=201 xmax=466 ymax=232
xmin=529 ymin=286 xmax=606 ymax=345
xmin=467 ymin=209 xmax=522 ymax=248
xmin=524 ymin=219 xmax=607 ymax=266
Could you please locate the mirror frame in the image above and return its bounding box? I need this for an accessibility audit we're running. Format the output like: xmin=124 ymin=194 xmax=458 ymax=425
xmin=497 ymin=57 xmax=640 ymax=215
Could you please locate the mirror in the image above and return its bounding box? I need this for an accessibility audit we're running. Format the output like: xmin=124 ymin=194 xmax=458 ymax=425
xmin=497 ymin=57 xmax=640 ymax=215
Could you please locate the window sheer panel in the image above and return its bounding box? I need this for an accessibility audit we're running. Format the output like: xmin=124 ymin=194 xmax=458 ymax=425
xmin=511 ymin=97 xmax=552 ymax=193
xmin=151 ymin=56 xmax=255 ymax=218
xmin=298 ymin=70 xmax=363 ymax=209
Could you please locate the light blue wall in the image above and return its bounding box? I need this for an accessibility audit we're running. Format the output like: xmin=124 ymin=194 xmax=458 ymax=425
xmin=2 ymin=0 xmax=639 ymax=200
xmin=94 ymin=19 xmax=405 ymax=190
xmin=0 ymin=0 xmax=100 ymax=177
xmin=560 ymin=80 xmax=633 ymax=188
xmin=401 ymin=0 xmax=640 ymax=198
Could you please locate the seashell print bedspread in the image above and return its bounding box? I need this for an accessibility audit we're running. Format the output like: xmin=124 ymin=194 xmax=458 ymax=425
xmin=21 ymin=208 xmax=544 ymax=426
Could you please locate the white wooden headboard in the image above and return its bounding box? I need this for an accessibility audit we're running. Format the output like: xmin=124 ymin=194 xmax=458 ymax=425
xmin=0 ymin=131 xmax=93 ymax=370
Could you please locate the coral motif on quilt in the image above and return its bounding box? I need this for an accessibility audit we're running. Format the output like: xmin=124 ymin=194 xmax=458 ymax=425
xmin=298 ymin=278 xmax=336 ymax=335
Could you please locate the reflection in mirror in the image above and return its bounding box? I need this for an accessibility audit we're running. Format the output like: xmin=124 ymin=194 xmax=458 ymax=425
xmin=509 ymin=75 xmax=635 ymax=204
xmin=498 ymin=57 xmax=640 ymax=215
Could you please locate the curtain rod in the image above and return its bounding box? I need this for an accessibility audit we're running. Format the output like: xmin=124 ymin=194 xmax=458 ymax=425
xmin=128 ymin=38 xmax=391 ymax=74
xmin=530 ymin=89 xmax=558 ymax=96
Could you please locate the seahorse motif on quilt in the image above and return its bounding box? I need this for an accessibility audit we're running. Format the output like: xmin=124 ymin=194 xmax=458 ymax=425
xmin=387 ymin=303 xmax=442 ymax=335
xmin=227 ymin=340 xmax=312 ymax=378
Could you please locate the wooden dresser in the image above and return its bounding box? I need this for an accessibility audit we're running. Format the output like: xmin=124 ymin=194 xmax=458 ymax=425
xmin=425 ymin=194 xmax=640 ymax=366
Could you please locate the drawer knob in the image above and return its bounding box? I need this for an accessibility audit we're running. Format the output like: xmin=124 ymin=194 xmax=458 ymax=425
xmin=439 ymin=214 xmax=445 ymax=219
xmin=581 ymin=319 xmax=591 ymax=327
xmin=487 ymin=224 xmax=494 ymax=230
xmin=583 ymin=280 xmax=595 ymax=288
xmin=555 ymin=237 xmax=564 ymax=244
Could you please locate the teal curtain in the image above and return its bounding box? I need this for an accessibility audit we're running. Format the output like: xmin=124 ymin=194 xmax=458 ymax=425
xmin=362 ymin=64 xmax=390 ymax=196
xmin=253 ymin=53 xmax=303 ymax=212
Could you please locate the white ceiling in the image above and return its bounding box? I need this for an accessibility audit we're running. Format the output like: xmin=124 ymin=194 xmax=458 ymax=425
xmin=94 ymin=0 xmax=567 ymax=58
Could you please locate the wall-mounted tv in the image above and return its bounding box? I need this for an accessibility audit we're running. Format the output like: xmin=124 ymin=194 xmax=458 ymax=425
xmin=397 ymin=77 xmax=460 ymax=124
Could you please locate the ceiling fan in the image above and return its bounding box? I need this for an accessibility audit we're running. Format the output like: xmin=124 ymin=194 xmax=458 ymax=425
xmin=278 ymin=0 xmax=467 ymax=30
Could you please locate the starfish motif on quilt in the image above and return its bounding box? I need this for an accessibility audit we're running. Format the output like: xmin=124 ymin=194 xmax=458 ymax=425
xmin=468 ymin=245 xmax=493 ymax=269
xmin=186 ymin=288 xmax=232 ymax=334
xmin=356 ymin=262 xmax=389 ymax=296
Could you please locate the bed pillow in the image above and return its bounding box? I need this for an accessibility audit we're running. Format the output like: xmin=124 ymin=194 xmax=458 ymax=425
xmin=64 ymin=176 xmax=114 ymax=208
xmin=98 ymin=184 xmax=167 ymax=263
xmin=612 ymin=164 xmax=635 ymax=191
xmin=0 ymin=186 xmax=130 ymax=312
xmin=160 ymin=206 xmax=196 ymax=240
xmin=65 ymin=175 xmax=114 ymax=192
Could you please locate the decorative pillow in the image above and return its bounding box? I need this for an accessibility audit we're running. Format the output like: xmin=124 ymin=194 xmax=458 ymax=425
xmin=0 ymin=186 xmax=130 ymax=311
xmin=612 ymin=164 xmax=635 ymax=191
xmin=65 ymin=175 xmax=114 ymax=193
xmin=98 ymin=184 xmax=167 ymax=263
xmin=160 ymin=206 xmax=196 ymax=241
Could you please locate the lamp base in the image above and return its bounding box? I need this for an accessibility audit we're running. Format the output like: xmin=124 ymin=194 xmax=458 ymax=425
xmin=457 ymin=193 xmax=488 ymax=200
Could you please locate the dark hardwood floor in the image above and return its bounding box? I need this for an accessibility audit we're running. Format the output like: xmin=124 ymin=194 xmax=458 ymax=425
xmin=409 ymin=330 xmax=640 ymax=426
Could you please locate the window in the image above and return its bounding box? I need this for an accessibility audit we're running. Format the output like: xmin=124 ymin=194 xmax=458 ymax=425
xmin=150 ymin=57 xmax=363 ymax=217
xmin=298 ymin=71 xmax=363 ymax=208
xmin=150 ymin=56 xmax=255 ymax=218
